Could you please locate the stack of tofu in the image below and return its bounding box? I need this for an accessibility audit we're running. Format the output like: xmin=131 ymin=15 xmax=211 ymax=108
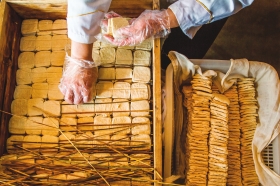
xmin=7 ymin=19 xmax=153 ymax=183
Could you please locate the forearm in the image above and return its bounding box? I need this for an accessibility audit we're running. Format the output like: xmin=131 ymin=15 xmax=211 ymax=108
xmin=71 ymin=41 xmax=93 ymax=61
xmin=169 ymin=0 xmax=254 ymax=38
xmin=167 ymin=8 xmax=179 ymax=28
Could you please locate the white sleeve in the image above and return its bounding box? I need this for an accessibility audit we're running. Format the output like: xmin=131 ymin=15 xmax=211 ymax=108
xmin=67 ymin=0 xmax=112 ymax=44
xmin=169 ymin=0 xmax=254 ymax=38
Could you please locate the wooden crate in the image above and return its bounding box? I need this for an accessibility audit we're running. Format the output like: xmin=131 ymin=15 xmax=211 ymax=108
xmin=0 ymin=0 xmax=162 ymax=184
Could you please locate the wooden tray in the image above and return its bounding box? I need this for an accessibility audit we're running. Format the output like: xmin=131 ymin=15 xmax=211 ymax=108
xmin=0 ymin=0 xmax=162 ymax=185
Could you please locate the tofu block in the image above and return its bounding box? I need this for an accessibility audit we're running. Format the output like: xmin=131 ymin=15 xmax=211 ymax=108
xmin=111 ymin=116 xmax=131 ymax=135
xmin=132 ymin=67 xmax=151 ymax=83
xmin=52 ymin=35 xmax=68 ymax=51
xmin=43 ymin=100 xmax=61 ymax=117
xmin=108 ymin=154 xmax=129 ymax=167
xmin=59 ymin=132 xmax=76 ymax=142
xmin=135 ymin=39 xmax=153 ymax=51
xmin=41 ymin=135 xmax=59 ymax=148
xmin=93 ymin=41 xmax=100 ymax=48
xmin=115 ymin=68 xmax=132 ymax=80
xmin=42 ymin=118 xmax=59 ymax=136
xmin=96 ymin=81 xmax=113 ymax=98
xmin=11 ymin=99 xmax=28 ymax=115
xmin=21 ymin=19 xmax=38 ymax=36
xmin=115 ymin=48 xmax=132 ymax=65
xmin=18 ymin=52 xmax=35 ymax=69
xmin=32 ymin=83 xmax=48 ymax=98
xmin=31 ymin=67 xmax=47 ymax=83
xmin=36 ymin=35 xmax=52 ymax=51
xmin=112 ymin=99 xmax=130 ymax=117
xmin=95 ymin=98 xmax=112 ymax=117
xmin=92 ymin=49 xmax=101 ymax=63
xmin=60 ymin=117 xmax=77 ymax=132
xmin=100 ymin=42 xmax=116 ymax=48
xmin=7 ymin=135 xmax=24 ymax=153
xmin=46 ymin=67 xmax=63 ymax=83
xmin=38 ymin=20 xmax=53 ymax=35
xmin=131 ymin=83 xmax=150 ymax=100
xmin=77 ymin=104 xmax=95 ymax=118
xmin=28 ymin=98 xmax=44 ymax=116
xmin=14 ymin=85 xmax=32 ymax=99
xmin=133 ymin=50 xmax=151 ymax=66
xmin=9 ymin=116 xmax=27 ymax=135
xmin=48 ymin=83 xmax=64 ymax=100
xmin=93 ymin=115 xmax=112 ymax=135
xmin=74 ymin=133 xmax=94 ymax=148
xmin=35 ymin=51 xmax=51 ymax=67
xmin=130 ymin=154 xmax=151 ymax=166
xmin=52 ymin=19 xmax=67 ymax=35
xmin=20 ymin=36 xmax=36 ymax=52
xmin=16 ymin=69 xmax=32 ymax=85
xmin=59 ymin=117 xmax=77 ymax=126
xmin=118 ymin=45 xmax=135 ymax=50
xmin=51 ymin=51 xmax=65 ymax=66
xmin=130 ymin=134 xmax=151 ymax=150
xmin=77 ymin=117 xmax=94 ymax=131
xmin=113 ymin=82 xmax=130 ymax=99
xmin=89 ymin=153 xmax=110 ymax=166
xmin=109 ymin=17 xmax=129 ymax=38
xmin=130 ymin=100 xmax=150 ymax=117
xmin=110 ymin=135 xmax=130 ymax=146
xmin=61 ymin=104 xmax=78 ymax=115
xmin=100 ymin=47 xmax=115 ymax=65
xmin=131 ymin=117 xmax=151 ymax=135
xmin=22 ymin=135 xmax=42 ymax=150
xmin=98 ymin=68 xmax=115 ymax=80
xmin=25 ymin=117 xmax=43 ymax=135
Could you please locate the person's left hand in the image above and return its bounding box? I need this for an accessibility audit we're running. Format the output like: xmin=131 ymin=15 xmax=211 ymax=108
xmin=59 ymin=56 xmax=98 ymax=104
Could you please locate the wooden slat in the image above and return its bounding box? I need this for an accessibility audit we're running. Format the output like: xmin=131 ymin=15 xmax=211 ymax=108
xmin=0 ymin=1 xmax=22 ymax=156
xmin=6 ymin=0 xmax=153 ymax=19
xmin=152 ymin=0 xmax=162 ymax=185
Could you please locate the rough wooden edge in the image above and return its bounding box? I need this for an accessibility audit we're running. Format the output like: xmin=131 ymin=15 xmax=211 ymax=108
xmin=152 ymin=0 xmax=162 ymax=185
xmin=0 ymin=0 xmax=22 ymax=156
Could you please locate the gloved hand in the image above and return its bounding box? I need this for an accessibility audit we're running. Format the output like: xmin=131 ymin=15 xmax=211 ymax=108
xmin=102 ymin=9 xmax=170 ymax=46
xmin=59 ymin=55 xmax=99 ymax=104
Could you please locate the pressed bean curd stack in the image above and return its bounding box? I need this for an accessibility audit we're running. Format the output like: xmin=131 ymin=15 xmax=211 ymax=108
xmin=223 ymin=85 xmax=242 ymax=185
xmin=183 ymin=74 xmax=213 ymax=185
xmin=2 ymin=18 xmax=156 ymax=185
xmin=237 ymin=78 xmax=259 ymax=185
xmin=208 ymin=93 xmax=230 ymax=186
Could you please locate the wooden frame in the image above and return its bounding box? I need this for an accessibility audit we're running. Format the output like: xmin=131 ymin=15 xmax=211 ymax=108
xmin=0 ymin=0 xmax=162 ymax=185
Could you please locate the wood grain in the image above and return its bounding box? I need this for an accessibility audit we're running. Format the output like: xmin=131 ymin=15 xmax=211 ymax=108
xmin=0 ymin=1 xmax=22 ymax=156
xmin=6 ymin=0 xmax=153 ymax=19
xmin=152 ymin=0 xmax=162 ymax=185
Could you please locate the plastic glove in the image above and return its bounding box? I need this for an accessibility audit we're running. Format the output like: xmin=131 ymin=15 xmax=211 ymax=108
xmin=59 ymin=55 xmax=99 ymax=104
xmin=102 ymin=9 xmax=170 ymax=46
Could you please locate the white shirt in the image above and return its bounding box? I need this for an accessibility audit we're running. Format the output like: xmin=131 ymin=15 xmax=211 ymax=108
xmin=169 ymin=0 xmax=254 ymax=38
xmin=67 ymin=0 xmax=254 ymax=43
xmin=67 ymin=0 xmax=112 ymax=44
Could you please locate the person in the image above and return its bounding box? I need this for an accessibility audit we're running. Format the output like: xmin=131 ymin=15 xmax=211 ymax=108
xmin=59 ymin=0 xmax=254 ymax=104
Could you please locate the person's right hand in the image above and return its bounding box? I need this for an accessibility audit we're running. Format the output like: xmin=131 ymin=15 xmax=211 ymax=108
xmin=59 ymin=56 xmax=98 ymax=105
xmin=102 ymin=10 xmax=171 ymax=46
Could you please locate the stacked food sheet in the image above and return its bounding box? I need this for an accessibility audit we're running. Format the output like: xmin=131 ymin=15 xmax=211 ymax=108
xmin=182 ymin=74 xmax=259 ymax=186
xmin=3 ymin=19 xmax=155 ymax=185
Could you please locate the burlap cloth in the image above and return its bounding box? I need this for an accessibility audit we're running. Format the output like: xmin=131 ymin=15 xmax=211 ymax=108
xmin=168 ymin=51 xmax=280 ymax=186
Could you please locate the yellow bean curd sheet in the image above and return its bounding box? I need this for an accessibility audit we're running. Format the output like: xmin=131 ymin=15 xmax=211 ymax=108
xmin=167 ymin=51 xmax=280 ymax=186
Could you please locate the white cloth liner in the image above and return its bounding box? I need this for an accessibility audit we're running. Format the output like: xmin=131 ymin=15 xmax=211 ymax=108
xmin=167 ymin=51 xmax=280 ymax=185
